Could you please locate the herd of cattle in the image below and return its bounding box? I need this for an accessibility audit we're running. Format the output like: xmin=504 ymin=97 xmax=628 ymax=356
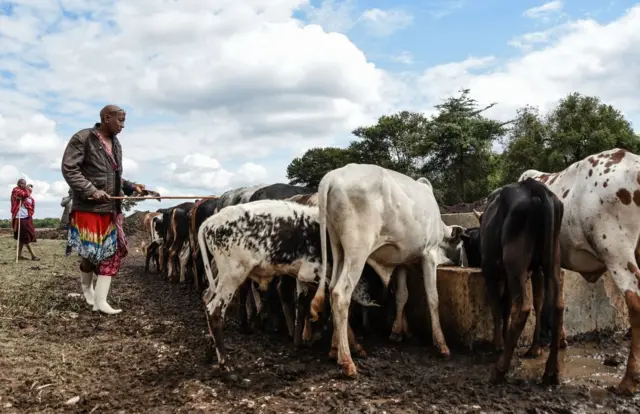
xmin=139 ymin=148 xmax=640 ymax=396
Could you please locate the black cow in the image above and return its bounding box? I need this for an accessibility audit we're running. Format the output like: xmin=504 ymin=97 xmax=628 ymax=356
xmin=187 ymin=198 xmax=219 ymax=292
xmin=461 ymin=178 xmax=564 ymax=385
xmin=248 ymin=183 xmax=317 ymax=202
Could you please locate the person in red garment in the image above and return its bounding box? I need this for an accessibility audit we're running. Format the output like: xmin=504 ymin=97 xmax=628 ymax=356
xmin=61 ymin=104 xmax=157 ymax=315
xmin=10 ymin=179 xmax=40 ymax=261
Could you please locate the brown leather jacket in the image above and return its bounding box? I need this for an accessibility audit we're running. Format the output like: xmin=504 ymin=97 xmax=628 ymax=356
xmin=61 ymin=123 xmax=136 ymax=214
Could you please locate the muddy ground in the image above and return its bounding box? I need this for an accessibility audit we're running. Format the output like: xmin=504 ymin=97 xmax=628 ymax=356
xmin=1 ymin=235 xmax=640 ymax=413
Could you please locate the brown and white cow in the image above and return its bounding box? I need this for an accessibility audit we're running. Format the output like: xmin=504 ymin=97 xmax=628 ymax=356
xmin=142 ymin=212 xmax=163 ymax=273
xmin=518 ymin=148 xmax=640 ymax=395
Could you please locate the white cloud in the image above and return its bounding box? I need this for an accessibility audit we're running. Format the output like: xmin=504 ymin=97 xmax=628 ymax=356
xmin=0 ymin=113 xmax=65 ymax=160
xmin=301 ymin=1 xmax=413 ymax=37
xmin=523 ymin=1 xmax=564 ymax=20
xmin=302 ymin=0 xmax=358 ymax=33
xmin=391 ymin=51 xmax=414 ymax=65
xmin=2 ymin=1 xmax=640 ymax=221
xmin=0 ymin=0 xmax=396 ymax=218
xmin=415 ymin=6 xmax=640 ymax=124
xmin=236 ymin=162 xmax=269 ymax=183
xmin=426 ymin=0 xmax=464 ymax=19
xmin=122 ymin=157 xmax=139 ymax=173
xmin=359 ymin=8 xmax=413 ymax=37
xmin=182 ymin=154 xmax=221 ymax=170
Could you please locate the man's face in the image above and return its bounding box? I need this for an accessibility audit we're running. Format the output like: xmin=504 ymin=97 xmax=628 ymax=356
xmin=18 ymin=179 xmax=26 ymax=188
xmin=104 ymin=111 xmax=126 ymax=136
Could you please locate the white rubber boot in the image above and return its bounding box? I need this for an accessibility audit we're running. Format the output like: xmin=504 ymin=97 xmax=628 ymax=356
xmin=80 ymin=271 xmax=95 ymax=306
xmin=92 ymin=275 xmax=121 ymax=314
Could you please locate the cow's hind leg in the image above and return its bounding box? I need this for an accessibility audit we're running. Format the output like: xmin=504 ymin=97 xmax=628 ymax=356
xmin=205 ymin=268 xmax=247 ymax=377
xmin=331 ymin=255 xmax=368 ymax=377
xmin=422 ymin=250 xmax=450 ymax=358
xmin=542 ymin=244 xmax=565 ymax=386
xmin=584 ymin=219 xmax=640 ymax=395
xmin=237 ymin=281 xmax=253 ymax=334
xmin=294 ymin=281 xmax=312 ymax=347
xmin=390 ymin=267 xmax=409 ymax=342
xmin=524 ymin=269 xmax=545 ymax=358
xmin=491 ymin=240 xmax=533 ymax=384
xmin=278 ymin=276 xmax=296 ymax=338
xmin=144 ymin=245 xmax=151 ymax=273
xmin=602 ymin=253 xmax=640 ymax=396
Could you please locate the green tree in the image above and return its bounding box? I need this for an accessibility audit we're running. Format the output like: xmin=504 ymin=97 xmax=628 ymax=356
xmin=500 ymin=105 xmax=548 ymax=184
xmin=544 ymin=92 xmax=640 ymax=170
xmin=348 ymin=111 xmax=431 ymax=177
xmin=419 ymin=89 xmax=508 ymax=205
xmin=502 ymin=93 xmax=640 ymax=180
xmin=286 ymin=147 xmax=355 ymax=188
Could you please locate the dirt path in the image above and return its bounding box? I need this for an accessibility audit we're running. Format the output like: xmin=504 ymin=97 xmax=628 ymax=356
xmin=1 ymin=236 xmax=640 ymax=413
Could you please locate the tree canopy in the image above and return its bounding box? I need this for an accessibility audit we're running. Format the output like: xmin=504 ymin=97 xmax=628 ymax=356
xmin=286 ymin=90 xmax=640 ymax=207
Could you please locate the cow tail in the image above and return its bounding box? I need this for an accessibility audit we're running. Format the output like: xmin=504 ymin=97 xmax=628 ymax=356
xmin=198 ymin=221 xmax=217 ymax=293
xmin=524 ymin=178 xmax=563 ymax=336
xmin=310 ymin=180 xmax=330 ymax=322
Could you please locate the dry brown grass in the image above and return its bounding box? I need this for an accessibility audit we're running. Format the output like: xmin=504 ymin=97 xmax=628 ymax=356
xmin=0 ymin=236 xmax=80 ymax=319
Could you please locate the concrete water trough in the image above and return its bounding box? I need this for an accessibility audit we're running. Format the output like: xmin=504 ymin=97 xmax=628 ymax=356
xmin=403 ymin=213 xmax=630 ymax=349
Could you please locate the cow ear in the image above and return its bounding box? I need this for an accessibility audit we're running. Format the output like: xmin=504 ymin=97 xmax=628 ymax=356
xmin=449 ymin=225 xmax=465 ymax=241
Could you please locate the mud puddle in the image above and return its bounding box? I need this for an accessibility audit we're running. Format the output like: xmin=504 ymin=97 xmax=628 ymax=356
xmin=515 ymin=343 xmax=625 ymax=388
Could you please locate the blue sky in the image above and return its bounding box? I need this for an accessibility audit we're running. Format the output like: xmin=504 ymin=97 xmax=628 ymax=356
xmin=1 ymin=0 xmax=639 ymax=218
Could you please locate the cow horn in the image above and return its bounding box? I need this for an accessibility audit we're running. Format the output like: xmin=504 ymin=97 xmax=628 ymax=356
xmin=472 ymin=209 xmax=482 ymax=221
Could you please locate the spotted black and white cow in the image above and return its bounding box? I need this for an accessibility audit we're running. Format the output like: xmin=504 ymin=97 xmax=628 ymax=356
xmin=310 ymin=163 xmax=467 ymax=377
xmin=518 ymin=148 xmax=640 ymax=395
xmin=197 ymin=199 xmax=379 ymax=371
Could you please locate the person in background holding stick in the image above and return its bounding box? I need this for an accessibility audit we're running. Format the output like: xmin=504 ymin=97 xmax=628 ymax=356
xmin=60 ymin=188 xmax=73 ymax=256
xmin=61 ymin=104 xmax=150 ymax=315
xmin=10 ymin=180 xmax=41 ymax=261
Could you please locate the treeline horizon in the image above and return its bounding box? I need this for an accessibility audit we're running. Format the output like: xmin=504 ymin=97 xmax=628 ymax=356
xmin=285 ymin=89 xmax=640 ymax=206
xmin=13 ymin=89 xmax=639 ymax=216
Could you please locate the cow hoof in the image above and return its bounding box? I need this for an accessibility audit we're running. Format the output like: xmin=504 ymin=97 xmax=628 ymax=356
xmin=438 ymin=346 xmax=451 ymax=359
xmin=489 ymin=368 xmax=506 ymax=385
xmin=224 ymin=372 xmax=240 ymax=383
xmin=355 ymin=347 xmax=367 ymax=358
xmin=608 ymin=376 xmax=638 ymax=396
xmin=560 ymin=339 xmax=568 ymax=349
xmin=341 ymin=361 xmax=357 ymax=378
xmin=523 ymin=345 xmax=544 ymax=359
xmin=542 ymin=371 xmax=560 ymax=387
xmin=389 ymin=332 xmax=403 ymax=342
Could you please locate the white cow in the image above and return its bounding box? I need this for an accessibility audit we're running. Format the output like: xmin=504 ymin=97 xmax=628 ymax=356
xmin=518 ymin=148 xmax=640 ymax=395
xmin=198 ymin=199 xmax=379 ymax=371
xmin=309 ymin=163 xmax=466 ymax=377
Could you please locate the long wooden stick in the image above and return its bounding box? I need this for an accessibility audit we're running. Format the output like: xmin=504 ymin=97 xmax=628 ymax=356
xmin=109 ymin=195 xmax=219 ymax=200
xmin=15 ymin=201 xmax=22 ymax=263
